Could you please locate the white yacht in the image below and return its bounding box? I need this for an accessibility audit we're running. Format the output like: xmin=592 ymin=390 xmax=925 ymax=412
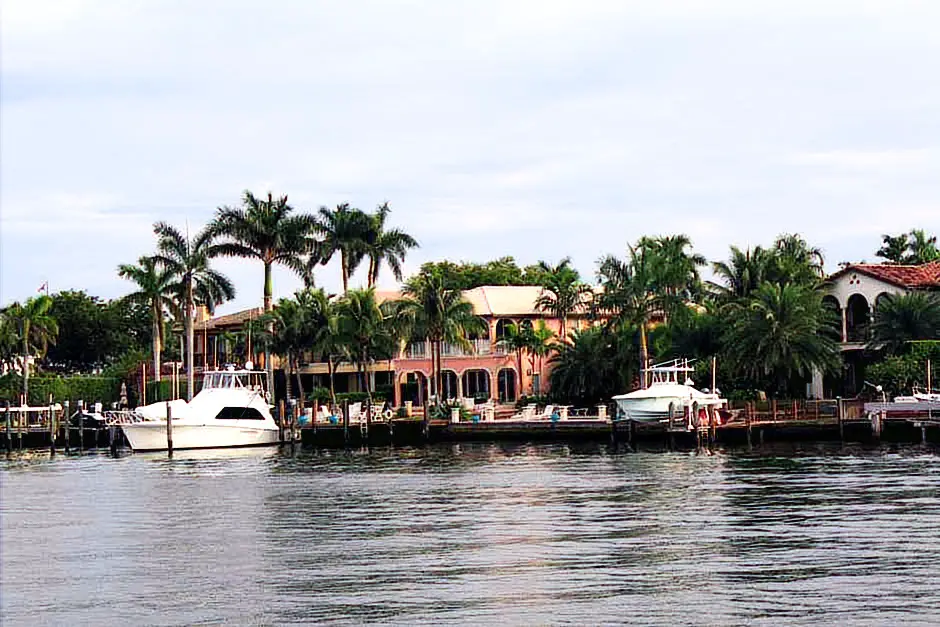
xmin=612 ymin=360 xmax=728 ymax=425
xmin=121 ymin=365 xmax=279 ymax=451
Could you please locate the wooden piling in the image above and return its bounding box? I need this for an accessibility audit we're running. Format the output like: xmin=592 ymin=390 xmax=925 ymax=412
xmin=63 ymin=401 xmax=70 ymax=452
xmin=745 ymin=403 xmax=752 ymax=447
xmin=4 ymin=401 xmax=10 ymax=455
xmin=166 ymin=404 xmax=174 ymax=458
xmin=422 ymin=399 xmax=429 ymax=442
xmin=343 ymin=400 xmax=350 ymax=446
xmin=277 ymin=400 xmax=286 ymax=443
xmin=78 ymin=400 xmax=84 ymax=450
xmin=49 ymin=400 xmax=56 ymax=456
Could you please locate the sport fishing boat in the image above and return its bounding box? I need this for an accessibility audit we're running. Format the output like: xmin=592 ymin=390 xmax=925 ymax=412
xmin=120 ymin=364 xmax=279 ymax=451
xmin=612 ymin=359 xmax=728 ymax=425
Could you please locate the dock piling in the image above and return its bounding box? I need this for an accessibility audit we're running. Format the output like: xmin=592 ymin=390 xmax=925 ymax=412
xmin=4 ymin=401 xmax=10 ymax=455
xmin=78 ymin=400 xmax=84 ymax=450
xmin=166 ymin=404 xmax=174 ymax=458
xmin=63 ymin=401 xmax=70 ymax=452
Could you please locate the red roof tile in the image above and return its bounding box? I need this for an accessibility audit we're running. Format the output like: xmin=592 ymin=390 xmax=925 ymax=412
xmin=833 ymin=261 xmax=940 ymax=288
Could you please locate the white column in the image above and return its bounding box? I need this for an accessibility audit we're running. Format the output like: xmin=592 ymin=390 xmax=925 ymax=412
xmin=810 ymin=367 xmax=824 ymax=400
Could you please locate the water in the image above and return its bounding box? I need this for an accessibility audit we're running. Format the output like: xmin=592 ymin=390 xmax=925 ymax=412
xmin=2 ymin=443 xmax=939 ymax=626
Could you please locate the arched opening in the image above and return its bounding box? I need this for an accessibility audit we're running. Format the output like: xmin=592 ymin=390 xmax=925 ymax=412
xmin=874 ymin=292 xmax=892 ymax=315
xmin=519 ymin=319 xmax=533 ymax=333
xmin=497 ymin=368 xmax=517 ymax=403
xmin=461 ymin=369 xmax=491 ymax=402
xmin=441 ymin=370 xmax=459 ymax=400
xmin=846 ymin=294 xmax=871 ymax=342
xmin=399 ymin=371 xmax=428 ymax=406
xmin=495 ymin=319 xmax=515 ymax=354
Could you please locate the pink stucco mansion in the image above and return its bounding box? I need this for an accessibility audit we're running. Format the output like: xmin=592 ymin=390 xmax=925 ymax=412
xmin=191 ymin=285 xmax=594 ymax=407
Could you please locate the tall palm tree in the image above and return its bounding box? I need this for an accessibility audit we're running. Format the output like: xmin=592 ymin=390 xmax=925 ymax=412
xmin=395 ymin=272 xmax=485 ymax=400
xmin=533 ymin=257 xmax=592 ymax=342
xmin=118 ymin=255 xmax=177 ymax=383
xmin=496 ymin=322 xmax=531 ymax=397
xmin=364 ymin=202 xmax=419 ymax=288
xmin=870 ymin=292 xmax=940 ymax=354
xmin=305 ymin=288 xmax=343 ymax=410
xmin=210 ymin=191 xmax=318 ymax=393
xmin=336 ymin=288 xmax=393 ymax=413
xmin=549 ymin=326 xmax=636 ymax=407
xmin=526 ymin=320 xmax=555 ymax=395
xmin=257 ymin=291 xmax=317 ymax=404
xmin=153 ymin=222 xmax=235 ymax=400
xmin=711 ymin=245 xmax=774 ymax=302
xmin=771 ymin=233 xmax=825 ymax=287
xmin=2 ymin=295 xmax=59 ymax=401
xmin=596 ymin=243 xmax=667 ymax=389
xmin=906 ymin=229 xmax=940 ymax=264
xmin=723 ymin=282 xmax=841 ymax=396
xmin=639 ymin=234 xmax=707 ymax=301
xmin=314 ymin=203 xmax=372 ymax=293
xmin=877 ymin=234 xmax=910 ymax=264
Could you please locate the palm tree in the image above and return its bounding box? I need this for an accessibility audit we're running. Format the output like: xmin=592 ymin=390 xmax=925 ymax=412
xmin=771 ymin=233 xmax=825 ymax=286
xmin=364 ymin=202 xmax=419 ymax=288
xmin=877 ymin=234 xmax=910 ymax=264
xmin=314 ymin=203 xmax=372 ymax=293
xmin=870 ymin=292 xmax=940 ymax=354
xmin=711 ymin=245 xmax=774 ymax=302
xmin=526 ymin=320 xmax=555 ymax=395
xmin=722 ymin=282 xmax=841 ymax=396
xmin=639 ymin=234 xmax=707 ymax=301
xmin=257 ymin=291 xmax=319 ymax=404
xmin=533 ymin=257 xmax=592 ymax=342
xmin=210 ymin=191 xmax=318 ymax=393
xmin=395 ymin=272 xmax=485 ymax=401
xmin=153 ymin=222 xmax=235 ymax=400
xmin=2 ymin=295 xmax=59 ymax=401
xmin=549 ymin=326 xmax=636 ymax=407
xmin=118 ymin=255 xmax=177 ymax=383
xmin=305 ymin=288 xmax=343 ymax=411
xmin=906 ymin=229 xmax=940 ymax=264
xmin=336 ymin=288 xmax=394 ymax=414
xmin=596 ymin=243 xmax=666 ymax=389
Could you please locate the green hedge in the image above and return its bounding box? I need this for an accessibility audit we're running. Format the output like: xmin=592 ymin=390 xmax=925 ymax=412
xmin=0 ymin=373 xmax=126 ymax=407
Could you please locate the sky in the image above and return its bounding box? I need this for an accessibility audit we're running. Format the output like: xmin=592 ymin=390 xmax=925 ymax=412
xmin=2 ymin=0 xmax=939 ymax=314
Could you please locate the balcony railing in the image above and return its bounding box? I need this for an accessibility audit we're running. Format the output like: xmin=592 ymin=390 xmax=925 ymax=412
xmin=846 ymin=324 xmax=871 ymax=343
xmin=405 ymin=342 xmax=428 ymax=359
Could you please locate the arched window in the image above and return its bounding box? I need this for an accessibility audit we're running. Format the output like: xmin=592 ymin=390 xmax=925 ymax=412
xmin=495 ymin=319 xmax=515 ymax=340
xmin=846 ymin=294 xmax=871 ymax=342
xmin=461 ymin=369 xmax=491 ymax=401
xmin=441 ymin=370 xmax=459 ymax=400
xmin=497 ymin=368 xmax=517 ymax=403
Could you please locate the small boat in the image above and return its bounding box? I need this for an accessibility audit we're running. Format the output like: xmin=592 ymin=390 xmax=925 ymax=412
xmin=120 ymin=364 xmax=279 ymax=452
xmin=612 ymin=359 xmax=728 ymax=425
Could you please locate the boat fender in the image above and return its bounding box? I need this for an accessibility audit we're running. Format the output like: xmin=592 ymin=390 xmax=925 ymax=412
xmin=383 ymin=409 xmax=394 ymax=421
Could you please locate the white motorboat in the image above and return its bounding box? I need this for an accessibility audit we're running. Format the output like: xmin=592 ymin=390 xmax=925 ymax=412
xmin=121 ymin=365 xmax=279 ymax=452
xmin=612 ymin=360 xmax=728 ymax=425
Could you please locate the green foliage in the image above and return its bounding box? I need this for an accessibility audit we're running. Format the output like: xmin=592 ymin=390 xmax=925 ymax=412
xmin=548 ymin=326 xmax=638 ymax=407
xmin=0 ymin=373 xmax=123 ymax=406
xmin=533 ymin=258 xmax=592 ymax=340
xmin=145 ymin=379 xmax=174 ymax=402
xmin=363 ymin=202 xmax=418 ymax=288
xmin=870 ymin=292 xmax=940 ymax=354
xmin=417 ymin=256 xmax=549 ymax=290
xmin=876 ymin=229 xmax=939 ymax=265
xmin=306 ymin=387 xmax=332 ymax=403
xmin=867 ymin=341 xmax=940 ymax=397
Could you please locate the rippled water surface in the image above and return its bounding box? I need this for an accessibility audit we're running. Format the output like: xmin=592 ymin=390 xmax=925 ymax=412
xmin=3 ymin=442 xmax=939 ymax=626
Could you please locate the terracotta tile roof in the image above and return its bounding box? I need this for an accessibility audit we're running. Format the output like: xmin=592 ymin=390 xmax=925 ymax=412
xmin=830 ymin=261 xmax=940 ymax=289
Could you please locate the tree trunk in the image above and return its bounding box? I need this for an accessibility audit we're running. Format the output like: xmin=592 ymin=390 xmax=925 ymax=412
xmin=21 ymin=330 xmax=29 ymax=403
xmin=327 ymin=354 xmax=337 ymax=412
xmin=639 ymin=322 xmax=649 ymax=390
xmin=561 ymin=315 xmax=567 ymax=342
xmin=284 ymin=350 xmax=294 ymax=401
xmin=152 ymin=302 xmax=162 ymax=383
xmin=263 ymin=261 xmax=274 ymax=400
xmin=185 ymin=279 xmax=195 ymax=401
xmin=362 ymin=349 xmax=372 ymax=427
xmin=437 ymin=339 xmax=444 ymax=401
xmin=341 ymin=252 xmax=349 ymax=294
xmin=295 ymin=357 xmax=305 ymax=409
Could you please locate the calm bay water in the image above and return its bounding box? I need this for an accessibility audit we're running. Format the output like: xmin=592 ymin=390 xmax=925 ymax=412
xmin=2 ymin=442 xmax=939 ymax=626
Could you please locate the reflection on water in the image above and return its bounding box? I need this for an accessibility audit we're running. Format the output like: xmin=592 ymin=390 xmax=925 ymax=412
xmin=2 ymin=443 xmax=939 ymax=626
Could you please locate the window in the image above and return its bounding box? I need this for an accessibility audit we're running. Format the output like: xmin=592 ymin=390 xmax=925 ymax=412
xmin=215 ymin=407 xmax=265 ymax=420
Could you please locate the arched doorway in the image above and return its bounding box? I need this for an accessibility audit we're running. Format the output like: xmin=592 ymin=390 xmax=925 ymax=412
xmin=846 ymin=294 xmax=870 ymax=342
xmin=441 ymin=370 xmax=459 ymax=400
xmin=461 ymin=369 xmax=491 ymax=401
xmin=494 ymin=319 xmax=515 ymax=353
xmin=399 ymin=371 xmax=428 ymax=406
xmin=497 ymin=368 xmax=517 ymax=403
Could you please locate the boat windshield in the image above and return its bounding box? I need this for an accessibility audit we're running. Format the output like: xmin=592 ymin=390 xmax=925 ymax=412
xmin=201 ymin=371 xmax=266 ymax=392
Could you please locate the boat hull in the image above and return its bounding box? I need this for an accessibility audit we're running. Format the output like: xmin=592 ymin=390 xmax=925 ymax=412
xmin=614 ymin=396 xmax=691 ymax=422
xmin=121 ymin=423 xmax=280 ymax=451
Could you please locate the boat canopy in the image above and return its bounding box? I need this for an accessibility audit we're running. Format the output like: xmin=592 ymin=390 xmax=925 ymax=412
xmin=201 ymin=368 xmax=267 ymax=392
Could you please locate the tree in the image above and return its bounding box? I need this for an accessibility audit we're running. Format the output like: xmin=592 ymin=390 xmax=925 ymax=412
xmin=770 ymin=233 xmax=825 ymax=287
xmin=496 ymin=322 xmax=531 ymax=396
xmin=597 ymin=242 xmax=674 ymax=389
xmin=711 ymin=245 xmax=774 ymax=302
xmin=525 ymin=320 xmax=555 ymax=394
xmin=364 ymin=202 xmax=418 ymax=288
xmin=548 ymin=326 xmax=637 ymax=407
xmin=639 ymin=234 xmax=707 ymax=302
xmin=876 ymin=229 xmax=939 ymax=265
xmin=314 ymin=203 xmax=372 ymax=293
xmin=533 ymin=257 xmax=592 ymax=342
xmin=418 ymin=256 xmax=547 ymax=290
xmin=876 ymin=234 xmax=910 ymax=264
xmin=336 ymin=288 xmax=395 ymax=414
xmin=869 ymin=292 xmax=940 ymax=354
xmin=153 ymin=222 xmax=235 ymax=400
xmin=722 ymin=282 xmax=841 ymax=397
xmin=118 ymin=257 xmax=178 ymax=381
xmin=210 ymin=191 xmax=318 ymax=393
xmin=256 ymin=290 xmax=317 ymax=404
xmin=1 ymin=296 xmax=59 ymax=400
xmin=304 ymin=288 xmax=343 ymax=410
xmin=395 ymin=272 xmax=485 ymax=400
